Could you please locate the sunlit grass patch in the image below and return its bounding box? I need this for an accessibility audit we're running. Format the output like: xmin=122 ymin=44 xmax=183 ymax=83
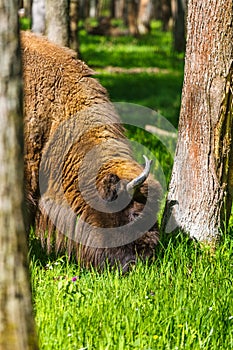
xmin=31 ymin=231 xmax=233 ymax=350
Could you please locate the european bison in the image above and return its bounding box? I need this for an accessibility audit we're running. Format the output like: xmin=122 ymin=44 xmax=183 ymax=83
xmin=22 ymin=31 xmax=162 ymax=272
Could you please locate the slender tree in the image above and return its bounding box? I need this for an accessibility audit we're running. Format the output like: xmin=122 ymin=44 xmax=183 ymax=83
xmin=171 ymin=0 xmax=186 ymax=52
xmin=32 ymin=0 xmax=45 ymax=34
xmin=69 ymin=0 xmax=79 ymax=53
xmin=126 ymin=0 xmax=138 ymax=36
xmin=163 ymin=0 xmax=233 ymax=243
xmin=114 ymin=0 xmax=125 ymax=19
xmin=0 ymin=1 xmax=38 ymax=349
xmin=160 ymin=0 xmax=172 ymax=32
xmin=137 ymin=0 xmax=152 ymax=35
xmin=45 ymin=0 xmax=69 ymax=46
xmin=23 ymin=0 xmax=32 ymax=18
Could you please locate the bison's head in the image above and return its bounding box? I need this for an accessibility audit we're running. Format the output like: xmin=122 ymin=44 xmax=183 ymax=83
xmin=37 ymin=106 xmax=162 ymax=272
xmin=70 ymin=155 xmax=161 ymax=272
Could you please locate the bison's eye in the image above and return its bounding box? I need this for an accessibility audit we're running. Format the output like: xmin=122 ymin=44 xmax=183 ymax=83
xmin=99 ymin=174 xmax=131 ymax=205
xmin=100 ymin=173 xmax=121 ymax=202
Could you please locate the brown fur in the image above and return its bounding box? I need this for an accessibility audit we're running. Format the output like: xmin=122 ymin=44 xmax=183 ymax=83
xmin=22 ymin=31 xmax=161 ymax=272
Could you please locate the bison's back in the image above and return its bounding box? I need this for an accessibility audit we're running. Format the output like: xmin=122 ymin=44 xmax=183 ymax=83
xmin=22 ymin=31 xmax=112 ymax=211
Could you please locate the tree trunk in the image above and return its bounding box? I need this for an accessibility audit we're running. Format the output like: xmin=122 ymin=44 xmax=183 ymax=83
xmin=32 ymin=0 xmax=45 ymax=34
xmin=127 ymin=0 xmax=138 ymax=36
xmin=45 ymin=0 xmax=69 ymax=46
xmin=23 ymin=0 xmax=32 ymax=19
xmin=0 ymin=1 xmax=38 ymax=349
xmin=160 ymin=0 xmax=172 ymax=31
xmin=171 ymin=0 xmax=186 ymax=52
xmin=163 ymin=0 xmax=233 ymax=243
xmin=89 ymin=0 xmax=97 ymax=17
xmin=137 ymin=0 xmax=152 ymax=35
xmin=79 ymin=0 xmax=88 ymax=19
xmin=110 ymin=0 xmax=115 ymax=18
xmin=69 ymin=0 xmax=79 ymax=53
xmin=115 ymin=0 xmax=125 ymax=19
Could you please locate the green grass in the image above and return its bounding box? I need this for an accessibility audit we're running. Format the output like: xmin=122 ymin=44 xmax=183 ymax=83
xmin=79 ymin=20 xmax=184 ymax=126
xmin=31 ymin=230 xmax=233 ymax=350
xmin=79 ymin=21 xmax=183 ymax=70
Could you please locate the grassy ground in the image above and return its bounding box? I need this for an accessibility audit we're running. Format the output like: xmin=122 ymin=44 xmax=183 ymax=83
xmin=31 ymin=231 xmax=233 ymax=350
xmin=30 ymin=21 xmax=233 ymax=349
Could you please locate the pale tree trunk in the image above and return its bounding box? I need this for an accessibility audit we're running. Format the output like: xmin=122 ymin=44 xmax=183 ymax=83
xmin=0 ymin=1 xmax=38 ymax=349
xmin=32 ymin=0 xmax=45 ymax=34
xmin=89 ymin=0 xmax=97 ymax=17
xmin=115 ymin=0 xmax=125 ymax=19
xmin=163 ymin=0 xmax=233 ymax=243
xmin=45 ymin=0 xmax=69 ymax=46
xmin=137 ymin=0 xmax=152 ymax=35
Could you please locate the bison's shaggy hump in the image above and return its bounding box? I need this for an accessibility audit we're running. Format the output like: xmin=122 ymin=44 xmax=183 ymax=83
xmin=22 ymin=31 xmax=162 ymax=272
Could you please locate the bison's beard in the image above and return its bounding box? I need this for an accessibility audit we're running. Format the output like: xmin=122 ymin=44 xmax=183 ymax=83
xmin=36 ymin=199 xmax=160 ymax=273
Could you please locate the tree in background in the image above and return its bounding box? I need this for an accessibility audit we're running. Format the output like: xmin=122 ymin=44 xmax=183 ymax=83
xmin=160 ymin=0 xmax=172 ymax=32
xmin=137 ymin=0 xmax=152 ymax=35
xmin=126 ymin=0 xmax=139 ymax=35
xmin=171 ymin=0 xmax=186 ymax=52
xmin=113 ymin=0 xmax=125 ymax=18
xmin=22 ymin=0 xmax=187 ymax=54
xmin=69 ymin=0 xmax=79 ymax=52
xmin=45 ymin=0 xmax=69 ymax=46
xmin=0 ymin=1 xmax=38 ymax=349
xmin=163 ymin=0 xmax=233 ymax=243
xmin=30 ymin=0 xmax=79 ymax=53
xmin=32 ymin=0 xmax=45 ymax=34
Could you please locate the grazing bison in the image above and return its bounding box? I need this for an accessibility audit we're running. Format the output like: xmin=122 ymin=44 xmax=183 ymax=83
xmin=22 ymin=31 xmax=162 ymax=272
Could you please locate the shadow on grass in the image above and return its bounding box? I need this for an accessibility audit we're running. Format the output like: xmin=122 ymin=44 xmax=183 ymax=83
xmin=96 ymin=72 xmax=183 ymax=127
xmin=28 ymin=230 xmax=77 ymax=267
xmin=79 ymin=21 xmax=184 ymax=71
xmin=28 ymin=233 xmax=58 ymax=266
xmin=80 ymin=44 xmax=183 ymax=70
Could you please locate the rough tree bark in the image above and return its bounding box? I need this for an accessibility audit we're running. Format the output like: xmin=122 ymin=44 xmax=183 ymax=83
xmin=163 ymin=0 xmax=233 ymax=243
xmin=0 ymin=1 xmax=38 ymax=349
xmin=45 ymin=0 xmax=69 ymax=46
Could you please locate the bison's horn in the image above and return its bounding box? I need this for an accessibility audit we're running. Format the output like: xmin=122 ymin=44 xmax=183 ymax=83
xmin=126 ymin=155 xmax=152 ymax=193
